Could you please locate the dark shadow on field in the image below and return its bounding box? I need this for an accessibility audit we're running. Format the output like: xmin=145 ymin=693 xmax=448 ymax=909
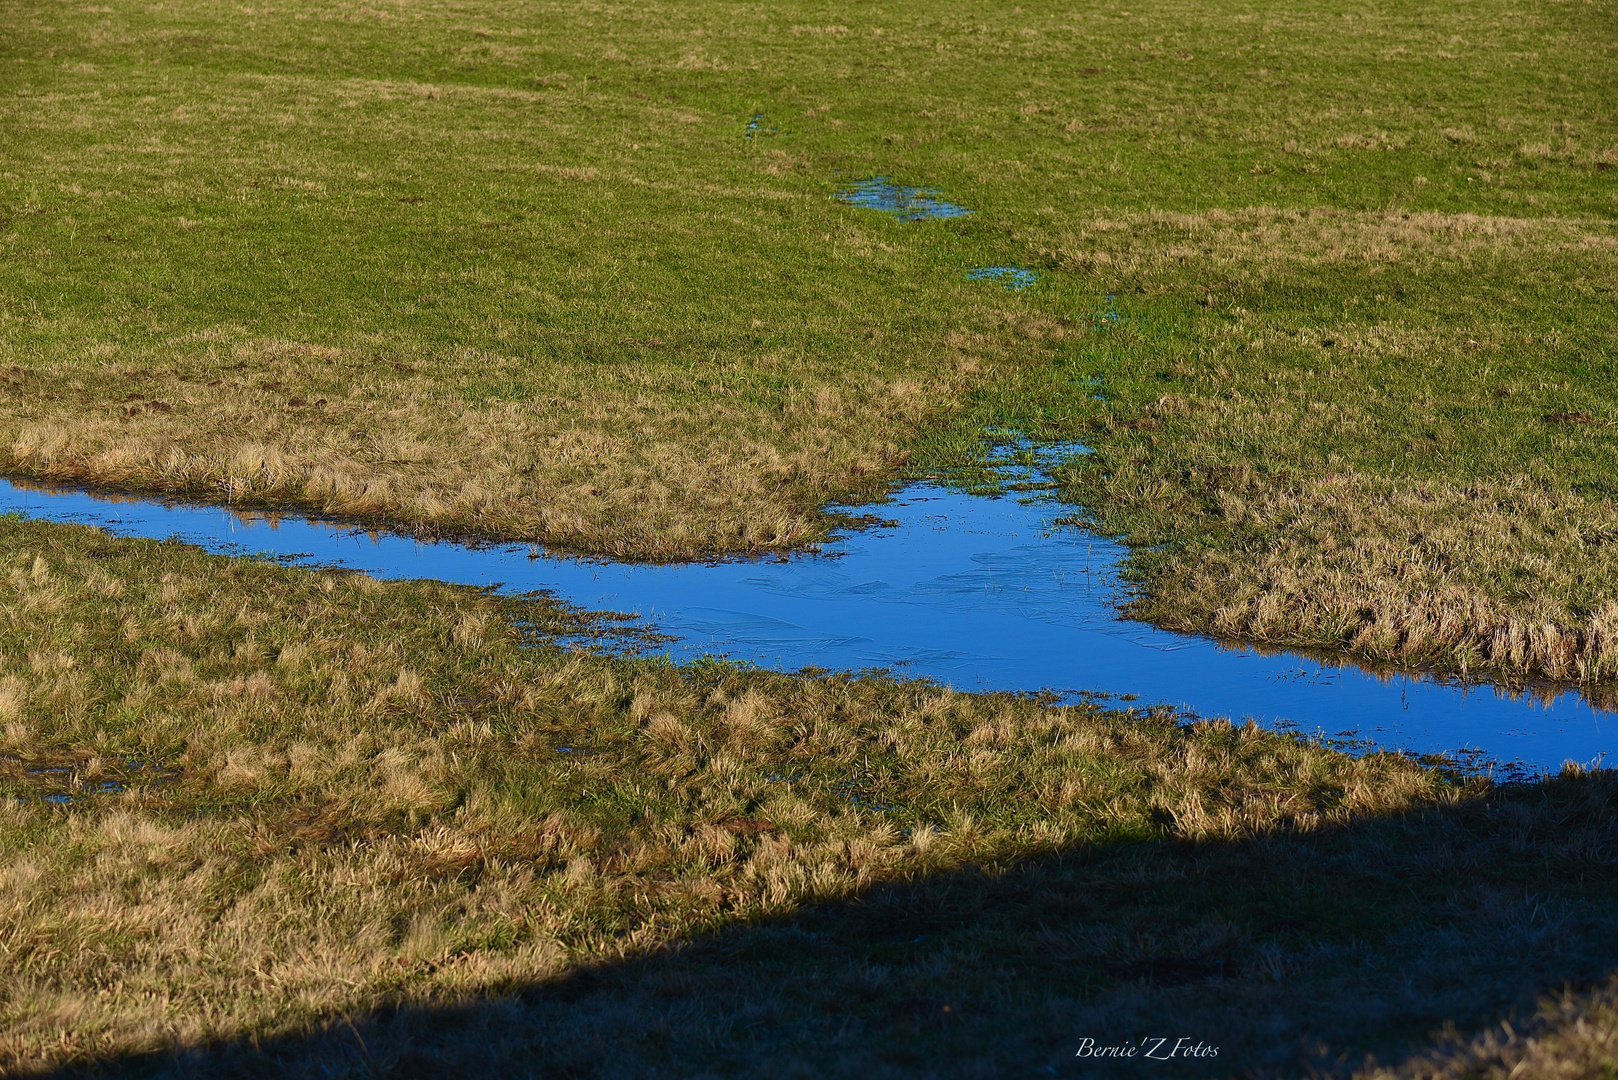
xmin=35 ymin=771 xmax=1618 ymax=1080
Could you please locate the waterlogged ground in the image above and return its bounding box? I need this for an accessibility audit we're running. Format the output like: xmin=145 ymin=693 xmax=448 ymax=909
xmin=834 ymin=177 xmax=974 ymax=221
xmin=5 ymin=2 xmax=1618 ymax=1073
xmin=2 ymin=458 xmax=1610 ymax=773
xmin=966 ymin=266 xmax=1040 ymax=290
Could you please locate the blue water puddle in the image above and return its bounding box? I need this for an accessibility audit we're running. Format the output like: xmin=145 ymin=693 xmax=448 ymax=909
xmin=837 ymin=177 xmax=973 ymax=221
xmin=1092 ymin=293 xmax=1123 ymax=330
xmin=30 ymin=782 xmax=123 ymax=805
xmin=745 ymin=113 xmax=777 ymax=138
xmin=967 ymin=266 xmax=1039 ymax=290
xmin=11 ymin=757 xmax=144 ymax=804
xmin=0 ymin=459 xmax=1611 ymax=774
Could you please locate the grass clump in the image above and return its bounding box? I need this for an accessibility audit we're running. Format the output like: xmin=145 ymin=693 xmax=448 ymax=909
xmin=0 ymin=516 xmax=1615 ymax=1076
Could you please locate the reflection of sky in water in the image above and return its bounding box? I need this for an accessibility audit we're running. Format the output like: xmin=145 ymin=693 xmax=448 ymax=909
xmin=967 ymin=266 xmax=1038 ymax=290
xmin=0 ymin=474 xmax=1610 ymax=774
xmin=836 ymin=177 xmax=973 ymax=221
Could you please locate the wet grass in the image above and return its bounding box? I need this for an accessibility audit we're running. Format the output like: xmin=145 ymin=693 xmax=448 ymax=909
xmin=3 ymin=0 xmax=1616 ymax=688
xmin=5 ymin=0 xmax=1618 ymax=1071
xmin=2 ymin=515 xmax=1617 ymax=1076
xmin=1 ymin=0 xmax=1612 ymax=536
xmin=932 ymin=210 xmax=1618 ymax=692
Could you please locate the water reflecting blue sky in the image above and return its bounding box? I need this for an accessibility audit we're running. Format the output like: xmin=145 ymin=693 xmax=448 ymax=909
xmin=1 ymin=476 xmax=1609 ymax=773
xmin=835 ymin=177 xmax=973 ymax=220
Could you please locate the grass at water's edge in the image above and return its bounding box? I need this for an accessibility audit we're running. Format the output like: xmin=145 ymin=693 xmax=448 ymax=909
xmin=910 ymin=211 xmax=1618 ymax=697
xmin=4 ymin=0 xmax=1618 ymax=1070
xmin=4 ymin=0 xmax=1616 ymax=693
xmin=1 ymin=515 xmax=1615 ymax=1077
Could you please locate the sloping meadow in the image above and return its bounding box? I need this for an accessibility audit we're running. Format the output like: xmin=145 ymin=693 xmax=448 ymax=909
xmin=4 ymin=0 xmax=1616 ymax=689
xmin=4 ymin=0 xmax=1618 ymax=1071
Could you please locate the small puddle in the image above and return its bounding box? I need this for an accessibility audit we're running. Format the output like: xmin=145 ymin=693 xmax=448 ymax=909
xmin=967 ymin=266 xmax=1039 ymax=290
xmin=32 ymin=781 xmax=124 ymax=805
xmin=836 ymin=177 xmax=973 ymax=221
xmin=6 ymin=755 xmax=153 ymax=805
xmin=0 ymin=458 xmax=1611 ymax=774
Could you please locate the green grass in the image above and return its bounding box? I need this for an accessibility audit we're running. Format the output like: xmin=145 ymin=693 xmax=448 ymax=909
xmin=2 ymin=0 xmax=1616 ymax=685
xmin=4 ymin=0 xmax=1618 ymax=1072
xmin=1 ymin=515 xmax=1616 ymax=1076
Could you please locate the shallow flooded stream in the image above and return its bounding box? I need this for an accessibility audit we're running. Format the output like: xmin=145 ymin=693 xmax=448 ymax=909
xmin=1 ymin=460 xmax=1610 ymax=773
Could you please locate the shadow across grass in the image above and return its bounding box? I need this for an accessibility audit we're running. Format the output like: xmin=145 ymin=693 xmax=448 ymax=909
xmin=34 ymin=769 xmax=1618 ymax=1079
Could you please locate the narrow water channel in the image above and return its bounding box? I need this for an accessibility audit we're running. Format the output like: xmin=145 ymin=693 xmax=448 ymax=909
xmin=1 ymin=463 xmax=1609 ymax=774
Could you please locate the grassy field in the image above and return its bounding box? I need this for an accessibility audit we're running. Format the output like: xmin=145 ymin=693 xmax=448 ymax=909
xmin=5 ymin=0 xmax=1618 ymax=1072
xmin=0 ymin=516 xmax=1615 ymax=1076
xmin=3 ymin=0 xmax=1617 ymax=689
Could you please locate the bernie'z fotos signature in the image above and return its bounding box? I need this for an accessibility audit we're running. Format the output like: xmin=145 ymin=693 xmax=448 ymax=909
xmin=1075 ymin=1037 xmax=1218 ymax=1061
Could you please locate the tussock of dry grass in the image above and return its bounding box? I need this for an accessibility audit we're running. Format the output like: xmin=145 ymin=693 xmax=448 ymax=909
xmin=1127 ymin=471 xmax=1618 ymax=691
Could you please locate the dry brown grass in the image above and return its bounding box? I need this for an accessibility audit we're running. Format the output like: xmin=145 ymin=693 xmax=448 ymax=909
xmin=1124 ymin=471 xmax=1618 ymax=690
xmin=0 ymin=336 xmax=955 ymax=559
xmin=11 ymin=515 xmax=1610 ymax=1075
xmin=1361 ymin=977 xmax=1618 ymax=1079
